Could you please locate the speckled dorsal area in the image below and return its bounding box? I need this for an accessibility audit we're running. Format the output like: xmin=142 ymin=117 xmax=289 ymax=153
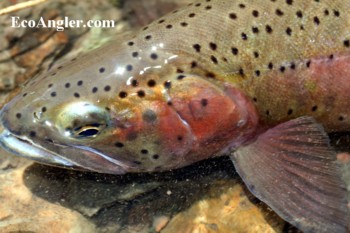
xmin=130 ymin=0 xmax=350 ymax=131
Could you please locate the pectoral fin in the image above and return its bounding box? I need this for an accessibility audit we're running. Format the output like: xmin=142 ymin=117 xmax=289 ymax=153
xmin=231 ymin=116 xmax=349 ymax=233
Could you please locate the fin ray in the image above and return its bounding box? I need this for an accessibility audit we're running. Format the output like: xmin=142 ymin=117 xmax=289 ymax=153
xmin=231 ymin=116 xmax=349 ymax=233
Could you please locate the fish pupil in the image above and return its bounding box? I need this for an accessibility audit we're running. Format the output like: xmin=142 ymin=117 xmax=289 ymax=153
xmin=77 ymin=128 xmax=99 ymax=137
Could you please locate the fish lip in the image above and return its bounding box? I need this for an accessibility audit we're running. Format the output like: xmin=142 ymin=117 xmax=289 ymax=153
xmin=0 ymin=129 xmax=76 ymax=167
xmin=0 ymin=129 xmax=130 ymax=174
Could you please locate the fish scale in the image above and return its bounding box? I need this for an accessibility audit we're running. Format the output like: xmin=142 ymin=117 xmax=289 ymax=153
xmin=125 ymin=0 xmax=350 ymax=130
xmin=0 ymin=0 xmax=349 ymax=232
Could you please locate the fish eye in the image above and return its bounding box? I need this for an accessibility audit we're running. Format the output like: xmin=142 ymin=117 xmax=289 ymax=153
xmin=68 ymin=123 xmax=105 ymax=139
xmin=56 ymin=102 xmax=110 ymax=140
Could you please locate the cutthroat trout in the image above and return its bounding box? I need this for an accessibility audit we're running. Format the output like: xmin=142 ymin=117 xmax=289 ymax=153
xmin=0 ymin=0 xmax=349 ymax=232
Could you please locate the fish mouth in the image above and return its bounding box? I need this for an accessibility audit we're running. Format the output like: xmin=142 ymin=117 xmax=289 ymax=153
xmin=0 ymin=128 xmax=129 ymax=174
xmin=0 ymin=129 xmax=76 ymax=167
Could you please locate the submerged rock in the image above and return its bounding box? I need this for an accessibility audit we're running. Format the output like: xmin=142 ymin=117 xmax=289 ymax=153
xmin=0 ymin=156 xmax=296 ymax=233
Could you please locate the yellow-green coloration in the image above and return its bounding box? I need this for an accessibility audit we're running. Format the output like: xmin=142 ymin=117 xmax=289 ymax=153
xmin=0 ymin=1 xmax=350 ymax=233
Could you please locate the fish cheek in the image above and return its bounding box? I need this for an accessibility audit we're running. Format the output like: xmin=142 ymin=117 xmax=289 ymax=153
xmin=168 ymin=77 xmax=250 ymax=158
xmin=109 ymin=100 xmax=195 ymax=170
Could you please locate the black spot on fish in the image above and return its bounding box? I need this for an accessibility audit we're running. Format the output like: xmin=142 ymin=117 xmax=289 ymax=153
xmin=126 ymin=64 xmax=133 ymax=71
xmin=177 ymin=75 xmax=186 ymax=80
xmin=104 ymin=85 xmax=111 ymax=92
xmin=141 ymin=149 xmax=148 ymax=154
xmin=275 ymin=9 xmax=284 ymax=16
xmin=177 ymin=135 xmax=183 ymax=141
xmin=344 ymin=40 xmax=350 ymax=47
xmin=286 ymin=27 xmax=292 ymax=35
xmin=312 ymin=105 xmax=318 ymax=111
xmin=137 ymin=90 xmax=146 ymax=97
xmin=164 ymin=81 xmax=172 ymax=88
xmin=333 ymin=10 xmax=340 ymax=17
xmin=150 ymin=53 xmax=158 ymax=60
xmin=313 ymin=16 xmax=320 ymax=25
xmin=166 ymin=24 xmax=173 ymax=29
xmin=238 ymin=3 xmax=246 ymax=8
xmin=92 ymin=87 xmax=98 ymax=93
xmin=265 ymin=25 xmax=273 ymax=33
xmin=268 ymin=62 xmax=274 ymax=69
xmin=189 ymin=13 xmax=196 ymax=18
xmin=132 ymin=52 xmax=138 ymax=57
xmin=22 ymin=93 xmax=27 ymax=97
xmin=339 ymin=116 xmax=344 ymax=121
xmin=145 ymin=35 xmax=152 ymax=40
xmin=241 ymin=33 xmax=248 ymax=40
xmin=51 ymin=92 xmax=57 ymax=97
xmin=209 ymin=42 xmax=217 ymax=51
xmin=119 ymin=91 xmax=127 ymax=98
xmin=193 ymin=44 xmax=201 ymax=52
xmin=29 ymin=131 xmax=36 ymax=137
xmin=232 ymin=47 xmax=239 ymax=55
xmin=290 ymin=62 xmax=296 ymax=69
xmin=296 ymin=10 xmax=303 ymax=18
xmin=142 ymin=109 xmax=157 ymax=123
xmin=253 ymin=51 xmax=259 ymax=58
xmin=74 ymin=93 xmax=80 ymax=98
xmin=158 ymin=19 xmax=165 ymax=24
xmin=287 ymin=109 xmax=293 ymax=115
xmin=65 ymin=83 xmax=70 ymax=88
xmin=206 ymin=72 xmax=216 ymax=78
xmin=306 ymin=60 xmax=311 ymax=68
xmin=42 ymin=107 xmax=47 ymax=112
xmin=252 ymin=27 xmax=259 ymax=33
xmin=77 ymin=80 xmax=83 ymax=86
xmin=252 ymin=10 xmax=259 ymax=17
xmin=147 ymin=80 xmax=156 ymax=87
xmin=201 ymin=99 xmax=208 ymax=107
xmin=205 ymin=5 xmax=212 ymax=10
xmin=16 ymin=113 xmax=21 ymax=119
xmin=229 ymin=13 xmax=237 ymax=20
xmin=48 ymin=83 xmax=53 ymax=88
xmin=211 ymin=55 xmax=218 ymax=64
xmin=180 ymin=22 xmax=188 ymax=27
xmin=324 ymin=9 xmax=329 ymax=16
xmin=132 ymin=80 xmax=138 ymax=87
xmin=99 ymin=67 xmax=105 ymax=73
xmin=115 ymin=142 xmax=124 ymax=148
xmin=128 ymin=41 xmax=134 ymax=46
xmin=152 ymin=154 xmax=159 ymax=160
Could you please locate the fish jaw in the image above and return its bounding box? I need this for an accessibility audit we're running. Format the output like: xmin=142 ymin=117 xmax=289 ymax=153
xmin=0 ymin=121 xmax=129 ymax=174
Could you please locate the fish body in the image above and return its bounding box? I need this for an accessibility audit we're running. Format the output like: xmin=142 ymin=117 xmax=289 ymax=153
xmin=0 ymin=0 xmax=349 ymax=232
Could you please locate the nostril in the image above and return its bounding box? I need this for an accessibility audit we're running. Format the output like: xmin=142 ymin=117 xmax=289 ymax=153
xmin=33 ymin=112 xmax=43 ymax=121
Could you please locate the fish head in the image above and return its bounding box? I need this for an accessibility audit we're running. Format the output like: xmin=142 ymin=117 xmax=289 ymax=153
xmin=0 ymin=38 xmax=258 ymax=174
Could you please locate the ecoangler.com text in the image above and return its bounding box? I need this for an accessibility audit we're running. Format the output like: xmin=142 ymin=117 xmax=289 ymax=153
xmin=11 ymin=16 xmax=116 ymax=31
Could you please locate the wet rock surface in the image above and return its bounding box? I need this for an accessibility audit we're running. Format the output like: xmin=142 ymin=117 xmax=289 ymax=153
xmin=0 ymin=154 xmax=298 ymax=233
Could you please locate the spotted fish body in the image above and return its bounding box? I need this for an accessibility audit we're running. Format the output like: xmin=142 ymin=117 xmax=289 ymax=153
xmin=0 ymin=0 xmax=350 ymax=232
